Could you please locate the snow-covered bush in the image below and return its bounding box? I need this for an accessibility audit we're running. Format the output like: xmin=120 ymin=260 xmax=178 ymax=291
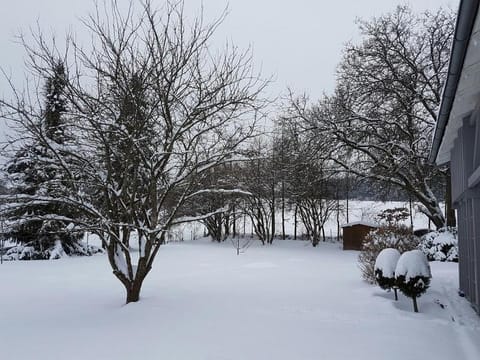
xmin=359 ymin=226 xmax=419 ymax=283
xmin=5 ymin=245 xmax=36 ymax=260
xmin=395 ymin=250 xmax=431 ymax=312
xmin=3 ymin=240 xmax=103 ymax=261
xmin=420 ymin=227 xmax=457 ymax=262
xmin=374 ymin=248 xmax=401 ymax=300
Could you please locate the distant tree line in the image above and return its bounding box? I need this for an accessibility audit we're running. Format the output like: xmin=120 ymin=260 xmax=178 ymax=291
xmin=182 ymin=5 xmax=456 ymax=243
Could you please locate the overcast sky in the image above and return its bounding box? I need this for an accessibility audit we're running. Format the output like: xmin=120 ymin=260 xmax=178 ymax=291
xmin=0 ymin=0 xmax=456 ymax=144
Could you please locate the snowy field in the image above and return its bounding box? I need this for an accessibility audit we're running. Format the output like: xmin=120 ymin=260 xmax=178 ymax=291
xmin=1 ymin=239 xmax=479 ymax=360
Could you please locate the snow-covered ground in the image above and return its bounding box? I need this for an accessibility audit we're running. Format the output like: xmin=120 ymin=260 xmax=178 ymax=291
xmin=1 ymin=238 xmax=479 ymax=360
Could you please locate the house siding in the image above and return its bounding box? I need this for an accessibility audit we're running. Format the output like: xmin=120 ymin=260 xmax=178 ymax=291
xmin=456 ymin=194 xmax=480 ymax=312
xmin=433 ymin=0 xmax=480 ymax=315
xmin=451 ymin=115 xmax=480 ymax=312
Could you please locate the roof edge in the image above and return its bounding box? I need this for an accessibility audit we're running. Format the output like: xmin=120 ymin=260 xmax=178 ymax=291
xmin=429 ymin=0 xmax=480 ymax=164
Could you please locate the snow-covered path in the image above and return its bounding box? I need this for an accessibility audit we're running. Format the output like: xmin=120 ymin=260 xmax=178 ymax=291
xmin=1 ymin=239 xmax=479 ymax=360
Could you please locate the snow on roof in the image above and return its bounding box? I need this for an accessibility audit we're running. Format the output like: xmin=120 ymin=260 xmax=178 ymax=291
xmin=395 ymin=250 xmax=431 ymax=281
xmin=342 ymin=221 xmax=378 ymax=228
xmin=374 ymin=248 xmax=401 ymax=278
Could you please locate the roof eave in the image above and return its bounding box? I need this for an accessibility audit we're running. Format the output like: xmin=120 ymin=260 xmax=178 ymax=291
xmin=429 ymin=0 xmax=480 ymax=165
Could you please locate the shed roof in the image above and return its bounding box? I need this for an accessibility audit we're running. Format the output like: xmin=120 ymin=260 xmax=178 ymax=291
xmin=342 ymin=221 xmax=378 ymax=228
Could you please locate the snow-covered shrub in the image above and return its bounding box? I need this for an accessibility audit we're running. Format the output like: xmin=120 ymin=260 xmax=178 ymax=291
xmin=374 ymin=248 xmax=401 ymax=300
xmin=358 ymin=226 xmax=419 ymax=283
xmin=420 ymin=227 xmax=457 ymax=262
xmin=4 ymin=245 xmax=39 ymax=260
xmin=3 ymin=240 xmax=103 ymax=261
xmin=395 ymin=250 xmax=431 ymax=312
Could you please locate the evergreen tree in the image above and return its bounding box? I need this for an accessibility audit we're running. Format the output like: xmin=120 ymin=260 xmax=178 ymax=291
xmin=374 ymin=248 xmax=401 ymax=300
xmin=2 ymin=61 xmax=83 ymax=258
xmin=395 ymin=250 xmax=432 ymax=312
xmin=44 ymin=62 xmax=68 ymax=143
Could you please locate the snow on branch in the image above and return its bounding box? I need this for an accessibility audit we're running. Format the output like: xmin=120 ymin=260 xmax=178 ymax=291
xmin=185 ymin=188 xmax=252 ymax=200
xmin=171 ymin=206 xmax=230 ymax=225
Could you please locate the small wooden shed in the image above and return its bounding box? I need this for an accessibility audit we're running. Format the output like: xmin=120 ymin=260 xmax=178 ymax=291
xmin=342 ymin=222 xmax=378 ymax=251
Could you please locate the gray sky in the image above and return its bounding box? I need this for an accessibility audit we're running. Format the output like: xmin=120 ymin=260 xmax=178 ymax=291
xmin=0 ymin=0 xmax=455 ymax=144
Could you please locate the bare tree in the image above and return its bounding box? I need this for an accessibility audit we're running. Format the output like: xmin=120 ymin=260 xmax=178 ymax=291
xmin=291 ymin=6 xmax=454 ymax=229
xmin=230 ymin=234 xmax=253 ymax=255
xmin=177 ymin=162 xmax=250 ymax=242
xmin=0 ymin=0 xmax=267 ymax=303
xmin=239 ymin=139 xmax=277 ymax=245
xmin=288 ymin=150 xmax=336 ymax=246
xmin=272 ymin=119 xmax=289 ymax=241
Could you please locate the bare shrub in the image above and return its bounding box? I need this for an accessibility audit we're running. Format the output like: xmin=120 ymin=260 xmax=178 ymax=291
xmin=359 ymin=226 xmax=419 ymax=283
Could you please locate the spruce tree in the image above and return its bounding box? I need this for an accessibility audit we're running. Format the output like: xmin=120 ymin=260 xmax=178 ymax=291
xmin=44 ymin=62 xmax=67 ymax=143
xmin=3 ymin=61 xmax=82 ymax=258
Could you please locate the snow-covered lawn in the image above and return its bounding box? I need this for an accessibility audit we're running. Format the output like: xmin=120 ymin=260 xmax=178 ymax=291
xmin=1 ymin=239 xmax=479 ymax=360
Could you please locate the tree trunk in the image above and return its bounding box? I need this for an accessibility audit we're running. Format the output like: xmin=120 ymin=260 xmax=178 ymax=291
xmin=445 ymin=170 xmax=456 ymax=228
xmin=336 ymin=189 xmax=340 ymax=242
xmin=224 ymin=215 xmax=230 ymax=240
xmin=243 ymin=209 xmax=246 ymax=236
xmin=271 ymin=183 xmax=275 ymax=244
xmin=108 ymin=250 xmax=146 ymax=304
xmin=394 ymin=287 xmax=398 ymax=301
xmin=281 ymin=180 xmax=285 ymax=240
xmin=294 ymin=204 xmax=298 ymax=240
xmin=412 ymin=296 xmax=418 ymax=313
xmin=409 ymin=195 xmax=414 ymax=230
xmin=126 ymin=280 xmax=143 ymax=303
xmin=416 ymin=191 xmax=446 ymax=229
xmin=232 ymin=205 xmax=236 ymax=238
xmin=204 ymin=216 xmax=223 ymax=242
xmin=346 ymin=174 xmax=350 ymax=223
xmin=430 ymin=210 xmax=446 ymax=230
